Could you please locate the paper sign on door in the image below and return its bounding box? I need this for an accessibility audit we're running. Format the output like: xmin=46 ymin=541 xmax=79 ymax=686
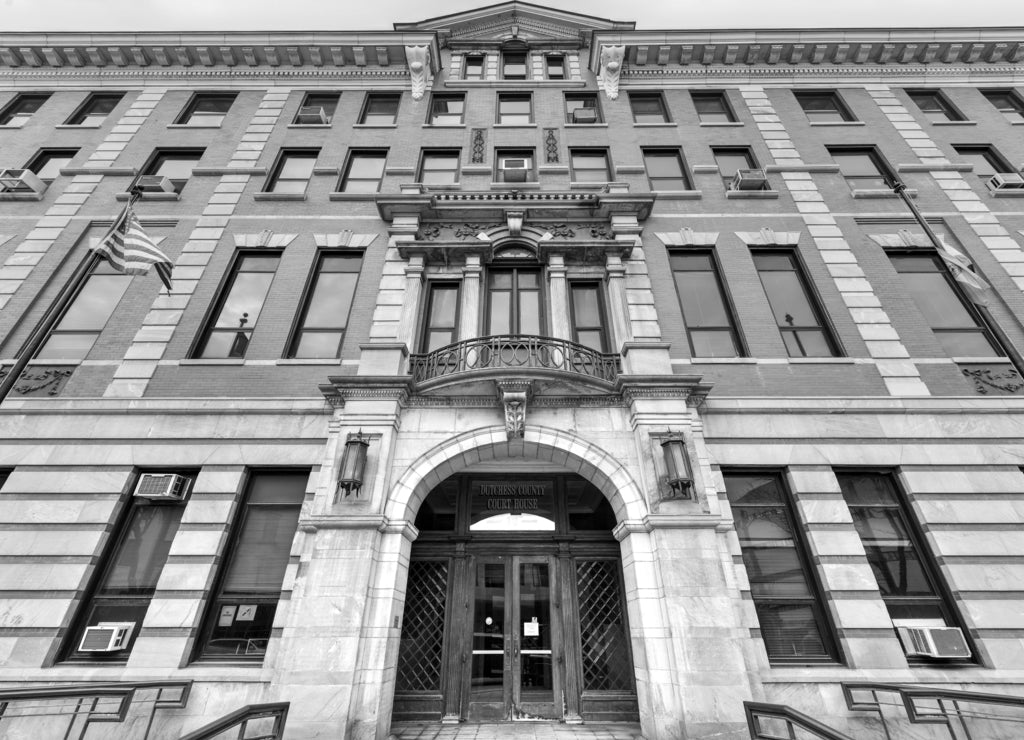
xmin=523 ymin=617 xmax=540 ymax=637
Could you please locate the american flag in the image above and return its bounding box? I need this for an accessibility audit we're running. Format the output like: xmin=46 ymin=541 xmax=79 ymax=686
xmin=935 ymin=235 xmax=990 ymax=305
xmin=92 ymin=204 xmax=174 ymax=291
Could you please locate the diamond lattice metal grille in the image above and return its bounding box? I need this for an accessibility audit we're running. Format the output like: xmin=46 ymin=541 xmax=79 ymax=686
xmin=396 ymin=559 xmax=450 ymax=692
xmin=576 ymin=559 xmax=633 ymax=691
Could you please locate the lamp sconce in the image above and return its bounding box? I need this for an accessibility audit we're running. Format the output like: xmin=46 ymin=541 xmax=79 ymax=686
xmin=337 ymin=430 xmax=370 ymax=499
xmin=660 ymin=432 xmax=694 ymax=501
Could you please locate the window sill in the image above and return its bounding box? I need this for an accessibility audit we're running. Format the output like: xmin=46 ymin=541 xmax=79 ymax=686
xmin=0 ymin=123 xmax=27 ymax=129
xmin=116 ymin=191 xmax=179 ymax=201
xmin=192 ymin=167 xmax=267 ymax=176
xmin=809 ymin=121 xmax=865 ymax=126
xmin=385 ymin=167 xmax=415 ymax=176
xmin=494 ymin=123 xmax=538 ymax=128
xmin=852 ymin=188 xmax=916 ymax=199
xmin=699 ymin=121 xmax=744 ymax=127
xmin=55 ymin=123 xmax=102 ymax=129
xmin=313 ymin=167 xmax=341 ymax=176
xmin=26 ymin=359 xmax=81 ymax=367
xmin=253 ymin=192 xmax=307 ymax=201
xmin=537 ymin=166 xmax=569 ymax=174
xmin=614 ymin=166 xmax=646 ymax=175
xmin=953 ymin=356 xmax=1012 ymax=364
xmin=897 ymin=163 xmax=973 ymax=173
xmin=633 ymin=122 xmax=677 ymax=127
xmin=61 ymin=166 xmax=136 ymax=177
xmin=352 ymin=123 xmax=397 ymax=129
xmin=685 ymin=357 xmax=757 ymax=364
xmin=1013 ymin=121 xmax=1024 ymax=125
xmin=0 ymin=192 xmax=44 ymax=202
xmin=652 ymin=190 xmax=703 ymax=199
xmin=569 ymin=182 xmax=609 ymax=190
xmin=988 ymin=189 xmax=1024 ymax=198
xmin=287 ymin=123 xmax=332 ymax=129
xmin=766 ymin=164 xmax=840 ymax=173
xmin=931 ymin=120 xmax=977 ymax=126
xmin=788 ymin=357 xmax=854 ymax=364
xmin=179 ymin=359 xmax=246 ymax=366
xmin=167 ymin=123 xmax=223 ymax=129
xmin=691 ymin=165 xmax=720 ymax=174
xmin=328 ymin=192 xmax=380 ymax=201
xmin=564 ymin=123 xmax=608 ymax=128
xmin=422 ymin=184 xmax=462 ymax=191
xmin=726 ymin=189 xmax=779 ymax=199
xmin=276 ymin=359 xmax=343 ymax=365
xmin=422 ymin=124 xmax=466 ymax=129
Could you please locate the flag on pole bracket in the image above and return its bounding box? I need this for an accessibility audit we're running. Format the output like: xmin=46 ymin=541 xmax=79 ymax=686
xmin=935 ymin=235 xmax=990 ymax=306
xmin=91 ymin=201 xmax=174 ymax=291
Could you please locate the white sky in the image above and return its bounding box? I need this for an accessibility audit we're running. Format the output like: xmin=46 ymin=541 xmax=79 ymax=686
xmin=2 ymin=0 xmax=1023 ymax=32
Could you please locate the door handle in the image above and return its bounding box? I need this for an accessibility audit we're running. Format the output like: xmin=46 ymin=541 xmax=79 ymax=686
xmin=513 ymin=637 xmax=520 ymax=659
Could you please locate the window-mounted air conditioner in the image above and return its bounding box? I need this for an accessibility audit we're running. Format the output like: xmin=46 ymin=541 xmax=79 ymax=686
xmin=135 ymin=175 xmax=175 ymax=193
xmin=572 ymin=108 xmax=598 ymax=124
xmin=0 ymin=168 xmax=47 ymax=194
xmin=501 ymin=159 xmax=529 ymax=182
xmin=989 ymin=172 xmax=1024 ymax=190
xmin=79 ymin=622 xmax=135 ymax=652
xmin=731 ymin=169 xmax=768 ymax=191
xmin=134 ymin=473 xmax=190 ymax=501
xmin=295 ymin=106 xmax=329 ymax=125
xmin=896 ymin=625 xmax=971 ymax=659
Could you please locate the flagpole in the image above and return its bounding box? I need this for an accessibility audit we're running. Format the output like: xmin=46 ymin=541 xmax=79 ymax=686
xmin=891 ymin=179 xmax=1024 ymax=375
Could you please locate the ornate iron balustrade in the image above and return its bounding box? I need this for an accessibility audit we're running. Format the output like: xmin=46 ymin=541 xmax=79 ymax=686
xmin=409 ymin=335 xmax=621 ymax=385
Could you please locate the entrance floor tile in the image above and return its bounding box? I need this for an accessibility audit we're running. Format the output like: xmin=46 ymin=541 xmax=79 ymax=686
xmin=389 ymin=723 xmax=644 ymax=739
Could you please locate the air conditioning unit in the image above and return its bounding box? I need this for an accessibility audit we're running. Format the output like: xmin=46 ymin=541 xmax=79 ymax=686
xmin=136 ymin=175 xmax=175 ymax=193
xmin=79 ymin=622 xmax=135 ymax=653
xmin=731 ymin=169 xmax=768 ymax=191
xmin=0 ymin=168 xmax=47 ymax=194
xmin=572 ymin=108 xmax=598 ymax=124
xmin=896 ymin=625 xmax=971 ymax=659
xmin=989 ymin=172 xmax=1024 ymax=190
xmin=501 ymin=159 xmax=529 ymax=183
xmin=134 ymin=473 xmax=190 ymax=501
xmin=295 ymin=106 xmax=329 ymax=125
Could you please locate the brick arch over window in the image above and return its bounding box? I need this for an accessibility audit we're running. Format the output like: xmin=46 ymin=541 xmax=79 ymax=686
xmin=385 ymin=425 xmax=648 ymax=525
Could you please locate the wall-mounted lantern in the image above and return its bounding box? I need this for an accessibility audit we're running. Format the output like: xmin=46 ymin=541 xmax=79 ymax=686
xmin=337 ymin=430 xmax=370 ymax=498
xmin=660 ymin=433 xmax=693 ymax=500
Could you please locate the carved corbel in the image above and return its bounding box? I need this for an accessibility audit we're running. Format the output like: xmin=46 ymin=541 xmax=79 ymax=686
xmin=506 ymin=210 xmax=524 ymax=238
xmin=405 ymin=45 xmax=431 ymax=100
xmin=599 ymin=45 xmax=625 ymax=100
xmin=496 ymin=380 xmax=531 ymax=439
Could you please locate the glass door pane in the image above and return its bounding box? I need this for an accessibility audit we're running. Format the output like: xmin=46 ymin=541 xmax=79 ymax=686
xmin=516 ymin=561 xmax=555 ymax=713
xmin=469 ymin=559 xmax=509 ymax=720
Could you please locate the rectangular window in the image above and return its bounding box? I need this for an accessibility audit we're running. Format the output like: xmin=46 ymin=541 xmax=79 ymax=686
xmin=359 ymin=93 xmax=400 ymax=125
xmin=628 ymin=93 xmax=669 ymax=123
xmin=196 ymin=470 xmax=308 ymax=661
xmin=27 ymin=148 xmax=78 ymax=182
xmin=497 ymin=93 xmax=532 ymax=125
xmin=488 ymin=268 xmax=542 ymax=335
xmin=61 ymin=472 xmax=192 ymax=661
xmin=828 ymin=147 xmax=894 ymax=191
xmin=421 ymin=282 xmax=460 ymax=352
xmin=795 ymin=91 xmax=855 ymax=123
xmin=294 ymin=92 xmax=339 ymax=124
xmin=340 ymin=150 xmax=387 ymax=193
xmin=712 ymin=146 xmax=759 ymax=189
xmin=565 ymin=93 xmax=601 ymax=124
xmin=670 ymin=251 xmax=742 ymax=357
xmin=429 ymin=93 xmax=465 ymax=125
xmin=419 ymin=150 xmax=461 ymax=186
xmin=691 ymin=91 xmax=736 ymax=123
xmin=722 ymin=471 xmax=839 ymax=663
xmin=140 ymin=148 xmax=204 ymax=195
xmin=464 ymin=54 xmax=485 ymax=80
xmin=952 ymin=144 xmax=1013 ymax=180
xmin=753 ymin=251 xmax=838 ymax=357
xmin=288 ymin=252 xmax=362 ymax=359
xmin=65 ymin=92 xmax=124 ymax=126
xmin=175 ymin=92 xmax=236 ymax=126
xmin=496 ymin=149 xmax=535 ymax=184
xmin=195 ymin=252 xmax=280 ymax=359
xmin=264 ymin=149 xmax=318 ymax=194
xmin=570 ymin=282 xmax=608 ymax=352
xmin=545 ymin=55 xmax=565 ymax=80
xmin=906 ymin=89 xmax=965 ymax=122
xmin=889 ymin=250 xmax=1001 ymax=357
xmin=570 ymin=148 xmax=611 ymax=183
xmin=642 ymin=148 xmax=691 ymax=191
xmin=982 ymin=89 xmax=1024 ymax=122
xmin=0 ymin=93 xmax=50 ymax=127
xmin=502 ymin=51 xmax=527 ymax=80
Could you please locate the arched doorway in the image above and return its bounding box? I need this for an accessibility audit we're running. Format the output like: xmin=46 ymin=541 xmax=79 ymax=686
xmin=393 ymin=471 xmax=638 ymax=724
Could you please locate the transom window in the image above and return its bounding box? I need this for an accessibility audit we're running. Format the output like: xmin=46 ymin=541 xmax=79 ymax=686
xmin=66 ymin=92 xmax=124 ymax=126
xmin=360 ymin=93 xmax=400 ymax=125
xmin=691 ymin=91 xmax=736 ymax=123
xmin=753 ymin=251 xmax=838 ymax=357
xmin=429 ymin=94 xmax=465 ymax=125
xmin=906 ymin=89 xmax=965 ymax=122
xmin=488 ymin=267 xmax=542 ymax=336
xmin=175 ymin=93 xmax=235 ymax=126
xmin=628 ymin=93 xmax=669 ymax=124
xmin=795 ymin=91 xmax=855 ymax=123
xmin=497 ymin=93 xmax=532 ymax=125
xmin=670 ymin=251 xmax=742 ymax=357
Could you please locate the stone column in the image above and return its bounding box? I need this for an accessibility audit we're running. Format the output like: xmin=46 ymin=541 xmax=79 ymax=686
xmin=605 ymin=253 xmax=632 ymax=351
xmin=460 ymin=254 xmax=482 ymax=340
xmin=397 ymin=254 xmax=425 ymax=350
xmin=547 ymin=253 xmax=571 ymax=340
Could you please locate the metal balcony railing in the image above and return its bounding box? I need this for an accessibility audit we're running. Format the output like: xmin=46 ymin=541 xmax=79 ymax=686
xmin=744 ymin=701 xmax=856 ymax=740
xmin=409 ymin=334 xmax=621 ymax=385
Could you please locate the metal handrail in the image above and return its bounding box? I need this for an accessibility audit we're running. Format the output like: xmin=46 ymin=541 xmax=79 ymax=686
xmin=844 ymin=682 xmax=1024 ymax=731
xmin=408 ymin=334 xmax=621 ymax=385
xmin=179 ymin=702 xmax=290 ymax=740
xmin=744 ymin=701 xmax=856 ymax=740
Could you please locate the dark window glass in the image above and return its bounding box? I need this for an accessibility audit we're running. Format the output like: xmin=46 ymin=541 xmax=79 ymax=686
xmin=464 ymin=54 xmax=485 ymax=80
xmin=422 ymin=282 xmax=460 ymax=352
xmin=176 ymin=93 xmax=235 ymax=125
xmin=0 ymin=470 xmax=9 ymax=491
xmin=360 ymin=93 xmax=400 ymax=125
xmin=670 ymin=251 xmax=741 ymax=357
xmin=629 ymin=93 xmax=669 ymax=123
xmin=340 ymin=150 xmax=387 ymax=193
xmin=197 ymin=471 xmax=307 ymax=661
xmin=488 ymin=268 xmax=542 ymax=336
xmin=142 ymin=149 xmax=204 ymax=194
xmin=497 ymin=93 xmax=532 ymax=124
xmin=712 ymin=146 xmax=758 ymax=189
xmin=430 ymin=94 xmax=465 ymax=125
xmin=907 ymin=90 xmax=964 ymax=122
xmin=565 ymin=93 xmax=600 ymax=124
xmin=288 ymin=252 xmax=362 ymax=359
xmin=196 ymin=253 xmax=280 ymax=359
xmin=643 ymin=149 xmax=691 ymax=190
xmin=265 ymin=150 xmax=318 ymax=194
xmin=546 ymin=55 xmax=565 ymax=79
xmin=723 ymin=472 xmax=838 ymax=663
xmin=294 ymin=92 xmax=339 ymax=124
xmin=419 ymin=150 xmax=461 ymax=186
xmin=952 ymin=145 xmax=1011 ymax=179
xmin=828 ymin=148 xmax=893 ymax=191
xmin=692 ymin=92 xmax=735 ymax=123
xmin=496 ymin=149 xmax=534 ymax=184
xmin=889 ymin=251 xmax=1001 ymax=357
xmin=502 ymin=52 xmax=527 ymax=80
xmin=0 ymin=93 xmax=50 ymax=126
xmin=570 ymin=282 xmax=608 ymax=352
xmin=795 ymin=91 xmax=854 ymax=122
xmin=982 ymin=89 xmax=1024 ymax=122
xmin=28 ymin=148 xmax=78 ymax=181
xmin=753 ymin=251 xmax=838 ymax=357
xmin=570 ymin=149 xmax=610 ymax=183
xmin=66 ymin=93 xmax=124 ymax=126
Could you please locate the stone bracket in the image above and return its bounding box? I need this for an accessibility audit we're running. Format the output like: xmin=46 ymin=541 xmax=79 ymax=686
xmin=496 ymin=379 xmax=532 ymax=439
xmin=405 ymin=45 xmax=431 ymax=100
xmin=599 ymin=45 xmax=625 ymax=99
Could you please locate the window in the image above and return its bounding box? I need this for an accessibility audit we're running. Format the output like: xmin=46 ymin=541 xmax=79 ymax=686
xmin=828 ymin=147 xmax=894 ymax=191
xmin=712 ymin=146 xmax=759 ymax=189
xmin=888 ymin=250 xmax=1001 ymax=357
xmin=264 ymin=149 xmax=318 ymax=194
xmin=497 ymin=93 xmax=532 ymax=125
xmin=565 ymin=93 xmax=601 ymax=124
xmin=753 ymin=251 xmax=838 ymax=357
xmin=488 ymin=268 xmax=542 ymax=336
xmin=495 ymin=149 xmax=534 ymax=184
xmin=421 ymin=282 xmax=460 ymax=352
xmin=628 ymin=93 xmax=669 ymax=123
xmin=570 ymin=282 xmax=608 ymax=352
xmin=570 ymin=148 xmax=611 ymax=183
xmin=140 ymin=148 xmax=204 ymax=195
xmin=195 ymin=252 xmax=280 ymax=359
xmin=642 ymin=149 xmax=691 ymax=191
xmin=691 ymin=91 xmax=736 ymax=123
xmin=196 ymin=470 xmax=308 ymax=661
xmin=906 ymin=89 xmax=965 ymax=122
xmin=65 ymin=92 xmax=124 ymax=126
xmin=0 ymin=93 xmax=50 ymax=127
xmin=27 ymin=148 xmax=78 ymax=182
xmin=418 ymin=150 xmax=461 ymax=186
xmin=175 ymin=92 xmax=236 ymax=126
xmin=359 ymin=93 xmax=400 ymax=125
xmin=952 ymin=144 xmax=1013 ymax=179
xmin=294 ymin=92 xmax=339 ymax=124
xmin=339 ymin=150 xmax=387 ymax=193
xmin=982 ymin=89 xmax=1024 ymax=122
xmin=837 ymin=471 xmax=964 ymax=633
xmin=795 ymin=91 xmax=855 ymax=123
xmin=287 ymin=252 xmax=361 ymax=359
xmin=670 ymin=251 xmax=742 ymax=357
xmin=545 ymin=55 xmax=565 ymax=80
xmin=502 ymin=50 xmax=527 ymax=80
xmin=61 ymin=473 xmax=191 ymax=661
xmin=722 ymin=471 xmax=839 ymax=663
xmin=429 ymin=94 xmax=465 ymax=125
xmin=463 ymin=54 xmax=485 ymax=80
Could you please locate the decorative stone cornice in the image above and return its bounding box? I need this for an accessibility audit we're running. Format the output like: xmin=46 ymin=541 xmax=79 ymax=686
xmin=318 ymin=375 xmax=413 ymax=408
